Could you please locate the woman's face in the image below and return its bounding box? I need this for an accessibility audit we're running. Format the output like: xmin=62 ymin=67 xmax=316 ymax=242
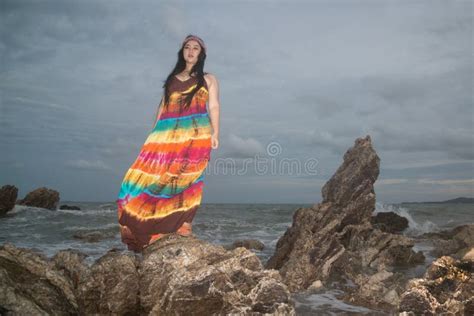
xmin=183 ymin=40 xmax=202 ymax=64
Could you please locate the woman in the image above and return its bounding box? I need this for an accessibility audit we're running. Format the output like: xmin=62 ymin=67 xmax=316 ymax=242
xmin=116 ymin=34 xmax=220 ymax=252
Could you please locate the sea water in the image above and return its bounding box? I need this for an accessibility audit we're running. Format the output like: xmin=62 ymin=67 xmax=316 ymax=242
xmin=0 ymin=201 xmax=472 ymax=315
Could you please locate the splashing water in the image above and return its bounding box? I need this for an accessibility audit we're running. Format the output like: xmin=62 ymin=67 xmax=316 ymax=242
xmin=375 ymin=202 xmax=440 ymax=236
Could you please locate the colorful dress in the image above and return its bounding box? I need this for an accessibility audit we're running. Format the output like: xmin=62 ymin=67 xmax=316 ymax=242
xmin=116 ymin=75 xmax=212 ymax=252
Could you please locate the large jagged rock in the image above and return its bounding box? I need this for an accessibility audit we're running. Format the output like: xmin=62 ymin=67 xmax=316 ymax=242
xmin=399 ymin=255 xmax=474 ymax=315
xmin=16 ymin=187 xmax=60 ymax=210
xmin=0 ymin=185 xmax=18 ymax=216
xmin=265 ymin=135 xmax=424 ymax=312
xmin=0 ymin=234 xmax=296 ymax=315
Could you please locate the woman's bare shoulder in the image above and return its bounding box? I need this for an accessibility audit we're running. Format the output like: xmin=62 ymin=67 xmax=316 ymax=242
xmin=204 ymin=72 xmax=218 ymax=87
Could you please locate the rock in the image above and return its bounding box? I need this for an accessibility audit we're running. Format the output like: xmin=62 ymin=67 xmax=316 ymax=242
xmin=371 ymin=211 xmax=409 ymax=234
xmin=140 ymin=234 xmax=295 ymax=315
xmin=417 ymin=224 xmax=474 ymax=259
xmin=265 ymin=135 xmax=424 ymax=313
xmin=461 ymin=247 xmax=474 ymax=261
xmin=59 ymin=204 xmax=81 ymax=210
xmin=0 ymin=236 xmax=296 ymax=315
xmin=0 ymin=185 xmax=18 ymax=216
xmin=225 ymin=239 xmax=265 ymax=251
xmin=76 ymin=248 xmax=141 ymax=315
xmin=341 ymin=269 xmax=404 ymax=311
xmin=16 ymin=187 xmax=60 ymax=210
xmin=51 ymin=249 xmax=90 ymax=290
xmin=0 ymin=243 xmax=78 ymax=315
xmin=399 ymin=255 xmax=474 ymax=315
xmin=308 ymin=280 xmax=323 ymax=290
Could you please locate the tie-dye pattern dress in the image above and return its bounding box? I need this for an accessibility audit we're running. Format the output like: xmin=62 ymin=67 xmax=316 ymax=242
xmin=117 ymin=75 xmax=212 ymax=252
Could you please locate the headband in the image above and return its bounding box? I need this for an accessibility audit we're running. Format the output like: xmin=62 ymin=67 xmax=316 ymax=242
xmin=182 ymin=34 xmax=207 ymax=54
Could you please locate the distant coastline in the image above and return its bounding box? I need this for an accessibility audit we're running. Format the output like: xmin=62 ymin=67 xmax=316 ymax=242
xmin=400 ymin=197 xmax=474 ymax=204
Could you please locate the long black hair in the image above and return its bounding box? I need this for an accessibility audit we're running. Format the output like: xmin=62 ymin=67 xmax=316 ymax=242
xmin=162 ymin=40 xmax=207 ymax=111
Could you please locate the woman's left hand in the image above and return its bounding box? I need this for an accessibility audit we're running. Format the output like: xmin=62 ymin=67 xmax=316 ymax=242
xmin=211 ymin=133 xmax=219 ymax=149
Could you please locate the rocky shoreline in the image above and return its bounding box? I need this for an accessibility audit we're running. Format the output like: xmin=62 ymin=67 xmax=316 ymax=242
xmin=0 ymin=236 xmax=296 ymax=315
xmin=1 ymin=135 xmax=472 ymax=315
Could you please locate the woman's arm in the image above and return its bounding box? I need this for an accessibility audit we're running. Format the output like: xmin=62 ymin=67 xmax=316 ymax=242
xmin=207 ymin=74 xmax=220 ymax=149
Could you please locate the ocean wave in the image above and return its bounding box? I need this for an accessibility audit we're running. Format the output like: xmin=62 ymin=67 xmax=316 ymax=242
xmin=8 ymin=205 xmax=54 ymax=214
xmin=293 ymin=289 xmax=375 ymax=314
xmin=64 ymin=223 xmax=119 ymax=231
xmin=375 ymin=202 xmax=440 ymax=236
xmin=56 ymin=209 xmax=116 ymax=216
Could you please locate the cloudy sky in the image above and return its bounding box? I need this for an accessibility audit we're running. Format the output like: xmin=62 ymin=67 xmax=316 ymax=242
xmin=1 ymin=0 xmax=472 ymax=204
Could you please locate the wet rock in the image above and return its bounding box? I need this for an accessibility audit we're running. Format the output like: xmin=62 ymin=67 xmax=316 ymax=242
xmin=417 ymin=224 xmax=474 ymax=259
xmin=51 ymin=249 xmax=90 ymax=290
xmin=59 ymin=204 xmax=81 ymax=210
xmin=371 ymin=211 xmax=409 ymax=234
xmin=76 ymin=249 xmax=141 ymax=315
xmin=140 ymin=234 xmax=295 ymax=315
xmin=308 ymin=279 xmax=323 ymax=290
xmin=0 ymin=235 xmax=296 ymax=315
xmin=0 ymin=185 xmax=18 ymax=216
xmin=460 ymin=247 xmax=474 ymax=261
xmin=16 ymin=187 xmax=60 ymax=210
xmin=225 ymin=239 xmax=265 ymax=251
xmin=340 ymin=268 xmax=406 ymax=312
xmin=265 ymin=135 xmax=424 ymax=313
xmin=399 ymin=255 xmax=474 ymax=315
xmin=0 ymin=243 xmax=78 ymax=315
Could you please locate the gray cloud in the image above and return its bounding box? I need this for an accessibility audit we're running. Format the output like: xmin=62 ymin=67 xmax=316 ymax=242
xmin=1 ymin=0 xmax=472 ymax=203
